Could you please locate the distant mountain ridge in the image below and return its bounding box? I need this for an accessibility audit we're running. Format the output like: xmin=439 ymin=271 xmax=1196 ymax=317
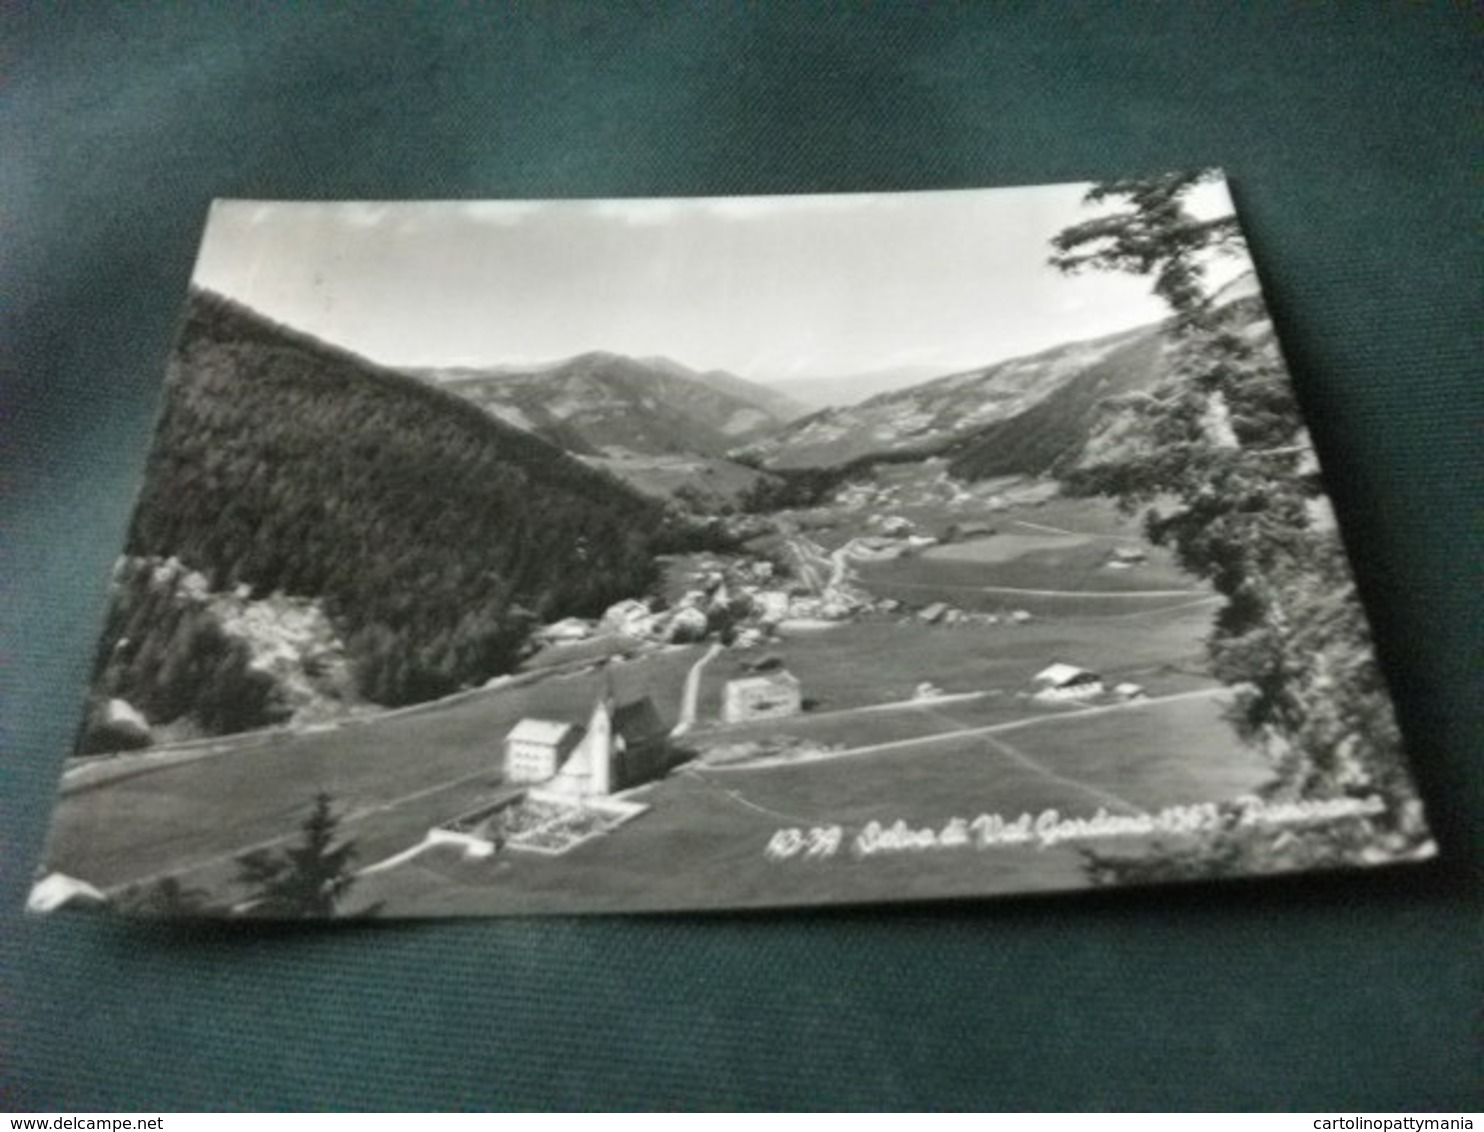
xmin=943 ymin=330 xmax=1167 ymax=480
xmin=739 ymin=271 xmax=1270 ymax=480
xmin=769 ymin=363 xmax=957 ymax=409
xmin=636 ymin=356 xmax=810 ymax=423
xmin=414 ymin=352 xmax=807 ymax=459
xmin=948 ymin=278 xmax=1273 ymax=480
xmin=738 ymin=323 xmax=1156 ymax=470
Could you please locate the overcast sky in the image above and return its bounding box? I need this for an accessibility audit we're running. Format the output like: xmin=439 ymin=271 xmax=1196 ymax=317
xmin=192 ymin=178 xmax=1247 ymax=387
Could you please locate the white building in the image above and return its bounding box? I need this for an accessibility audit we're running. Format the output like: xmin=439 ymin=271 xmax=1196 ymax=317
xmin=504 ymin=718 xmax=584 ymax=783
xmin=723 ymin=670 xmax=803 ymax=723
xmin=1031 ymin=663 xmax=1105 ymax=702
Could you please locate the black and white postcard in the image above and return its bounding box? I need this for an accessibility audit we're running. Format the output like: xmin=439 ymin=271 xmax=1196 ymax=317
xmin=32 ymin=173 xmax=1436 ymax=918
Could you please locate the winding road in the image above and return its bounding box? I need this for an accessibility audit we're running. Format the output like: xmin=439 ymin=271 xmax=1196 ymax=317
xmin=670 ymin=642 xmax=723 ymax=737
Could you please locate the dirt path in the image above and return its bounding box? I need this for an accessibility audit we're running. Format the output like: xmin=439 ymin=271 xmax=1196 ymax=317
xmin=1011 ymin=518 xmax=1124 ymax=540
xmin=671 ymin=642 xmax=723 ymax=737
xmin=700 ymin=685 xmax=1230 ymax=772
xmin=978 ymin=732 xmax=1144 ymax=816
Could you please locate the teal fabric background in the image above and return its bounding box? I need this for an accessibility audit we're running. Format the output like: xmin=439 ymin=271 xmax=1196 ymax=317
xmin=4 ymin=4 xmax=1479 ymax=1111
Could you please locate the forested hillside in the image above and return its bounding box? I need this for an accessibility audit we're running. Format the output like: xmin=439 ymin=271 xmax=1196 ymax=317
xmin=944 ymin=331 xmax=1166 ymax=480
xmin=101 ymin=290 xmax=672 ymax=723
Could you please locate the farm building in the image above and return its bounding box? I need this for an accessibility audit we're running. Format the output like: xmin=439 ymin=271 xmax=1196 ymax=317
xmin=1031 ymin=663 xmax=1105 ymax=702
xmin=504 ymin=718 xmax=584 ymax=783
xmin=722 ymin=669 xmax=803 ymax=723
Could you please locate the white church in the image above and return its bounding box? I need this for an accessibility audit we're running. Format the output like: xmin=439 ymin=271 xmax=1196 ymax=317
xmin=504 ymin=685 xmax=671 ymax=798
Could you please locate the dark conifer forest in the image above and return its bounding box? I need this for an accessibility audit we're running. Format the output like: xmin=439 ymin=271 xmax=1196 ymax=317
xmin=99 ymin=290 xmax=676 ymax=723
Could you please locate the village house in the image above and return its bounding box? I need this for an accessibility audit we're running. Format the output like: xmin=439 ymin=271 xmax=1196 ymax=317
xmin=917 ymin=602 xmax=950 ymax=624
xmin=1107 ymin=545 xmax=1148 ymax=568
xmin=1030 ymin=663 xmax=1105 ymax=702
xmin=722 ymin=669 xmax=803 ymax=723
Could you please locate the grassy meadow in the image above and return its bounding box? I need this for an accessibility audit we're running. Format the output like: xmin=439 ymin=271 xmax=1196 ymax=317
xmin=46 ymin=645 xmax=703 ymax=893
xmin=344 ymin=690 xmax=1270 ymax=916
xmin=47 ymin=475 xmax=1269 ymax=916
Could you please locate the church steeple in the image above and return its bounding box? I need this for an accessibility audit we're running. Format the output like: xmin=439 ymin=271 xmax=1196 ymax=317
xmin=584 ymin=677 xmax=615 ymax=796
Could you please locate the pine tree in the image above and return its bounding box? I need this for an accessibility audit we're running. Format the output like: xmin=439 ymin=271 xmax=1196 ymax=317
xmin=1050 ymin=171 xmax=1431 ymax=874
xmin=234 ymin=793 xmax=361 ymax=917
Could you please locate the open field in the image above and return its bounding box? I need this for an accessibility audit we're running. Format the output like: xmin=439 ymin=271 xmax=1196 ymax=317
xmin=926 ymin=531 xmax=1100 ymax=562
xmin=697 ymin=606 xmax=1213 ymax=720
xmin=763 ymin=475 xmax=1207 ymax=611
xmin=45 ymin=477 xmax=1256 ymax=917
xmin=858 ymin=581 xmax=1212 ymax=619
xmin=45 ymin=645 xmax=703 ymax=891
xmin=343 ymin=690 xmax=1272 ymax=915
xmin=995 ymin=695 xmax=1270 ymax=811
xmin=793 ymin=473 xmax=1146 ymax=552
xmin=46 ymin=599 xmax=1253 ymax=915
xmin=688 ymin=691 xmax=1042 ymax=753
xmin=47 ymin=589 xmax=1261 ymax=915
xmin=858 ymin=533 xmax=1196 ymax=596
